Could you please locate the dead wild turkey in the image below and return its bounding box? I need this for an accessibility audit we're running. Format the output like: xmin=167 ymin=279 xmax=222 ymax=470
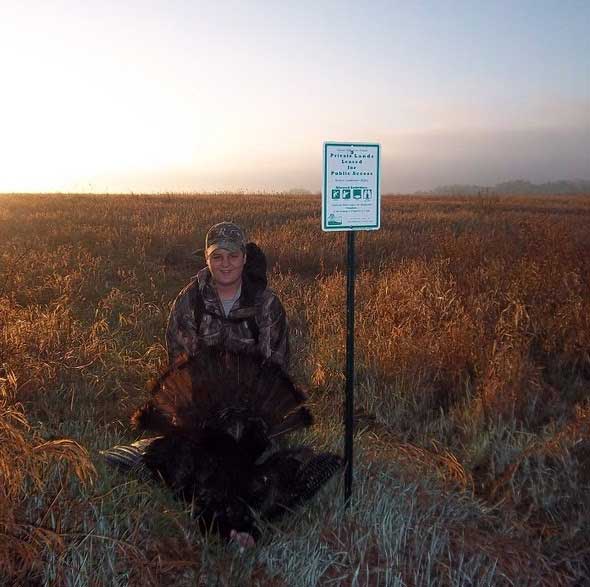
xmin=102 ymin=348 xmax=341 ymax=542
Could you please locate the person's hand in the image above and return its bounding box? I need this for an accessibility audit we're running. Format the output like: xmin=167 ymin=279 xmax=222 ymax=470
xmin=230 ymin=529 xmax=256 ymax=550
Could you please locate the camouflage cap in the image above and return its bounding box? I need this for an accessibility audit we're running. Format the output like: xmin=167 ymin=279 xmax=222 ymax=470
xmin=205 ymin=222 xmax=247 ymax=256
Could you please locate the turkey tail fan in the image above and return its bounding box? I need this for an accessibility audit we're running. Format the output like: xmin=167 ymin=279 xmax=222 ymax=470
xmin=254 ymin=361 xmax=308 ymax=415
xmin=131 ymin=356 xmax=196 ymax=435
xmin=133 ymin=348 xmax=313 ymax=443
xmin=131 ymin=401 xmax=177 ymax=436
xmin=252 ymin=363 xmax=313 ymax=437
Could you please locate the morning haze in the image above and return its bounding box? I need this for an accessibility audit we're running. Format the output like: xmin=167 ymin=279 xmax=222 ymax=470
xmin=1 ymin=0 xmax=588 ymax=193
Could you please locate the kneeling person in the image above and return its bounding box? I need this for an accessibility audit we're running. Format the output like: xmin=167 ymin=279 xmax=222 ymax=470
xmin=103 ymin=223 xmax=295 ymax=547
xmin=166 ymin=221 xmax=289 ymax=370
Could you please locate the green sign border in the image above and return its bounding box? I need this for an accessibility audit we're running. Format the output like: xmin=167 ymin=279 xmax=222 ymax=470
xmin=322 ymin=142 xmax=381 ymax=231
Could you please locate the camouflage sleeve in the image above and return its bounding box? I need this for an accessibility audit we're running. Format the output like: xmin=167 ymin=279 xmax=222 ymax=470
xmin=165 ymin=282 xmax=200 ymax=364
xmin=257 ymin=290 xmax=290 ymax=370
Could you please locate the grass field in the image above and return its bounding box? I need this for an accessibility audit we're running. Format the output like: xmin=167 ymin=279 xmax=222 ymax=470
xmin=1 ymin=192 xmax=590 ymax=586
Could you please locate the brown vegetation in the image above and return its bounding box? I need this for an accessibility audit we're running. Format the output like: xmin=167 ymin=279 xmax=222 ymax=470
xmin=1 ymin=192 xmax=590 ymax=585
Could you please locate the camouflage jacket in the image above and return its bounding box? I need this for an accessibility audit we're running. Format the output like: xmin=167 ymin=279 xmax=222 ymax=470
xmin=166 ymin=267 xmax=289 ymax=370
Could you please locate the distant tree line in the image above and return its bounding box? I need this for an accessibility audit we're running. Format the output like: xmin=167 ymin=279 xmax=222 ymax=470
xmin=427 ymin=179 xmax=590 ymax=195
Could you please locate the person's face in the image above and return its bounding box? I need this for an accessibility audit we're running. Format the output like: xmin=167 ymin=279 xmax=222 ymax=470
xmin=207 ymin=248 xmax=246 ymax=289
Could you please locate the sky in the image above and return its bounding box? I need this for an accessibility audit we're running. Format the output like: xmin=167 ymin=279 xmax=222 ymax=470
xmin=0 ymin=0 xmax=588 ymax=193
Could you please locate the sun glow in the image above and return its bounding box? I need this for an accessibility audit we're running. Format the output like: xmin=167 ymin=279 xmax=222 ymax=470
xmin=0 ymin=59 xmax=211 ymax=192
xmin=1 ymin=1 xmax=588 ymax=194
xmin=0 ymin=3 xmax=233 ymax=193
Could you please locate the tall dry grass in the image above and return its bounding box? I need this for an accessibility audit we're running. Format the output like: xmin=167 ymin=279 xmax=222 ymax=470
xmin=1 ymin=192 xmax=590 ymax=585
xmin=0 ymin=382 xmax=95 ymax=583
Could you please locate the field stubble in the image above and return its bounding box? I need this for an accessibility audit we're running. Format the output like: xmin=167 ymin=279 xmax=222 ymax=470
xmin=1 ymin=193 xmax=590 ymax=586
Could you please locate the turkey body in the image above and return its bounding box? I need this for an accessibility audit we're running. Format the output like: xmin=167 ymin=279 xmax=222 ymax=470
xmin=127 ymin=348 xmax=342 ymax=541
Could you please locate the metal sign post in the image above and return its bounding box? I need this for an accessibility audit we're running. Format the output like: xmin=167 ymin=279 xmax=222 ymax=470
xmin=344 ymin=230 xmax=355 ymax=504
xmin=321 ymin=142 xmax=381 ymax=506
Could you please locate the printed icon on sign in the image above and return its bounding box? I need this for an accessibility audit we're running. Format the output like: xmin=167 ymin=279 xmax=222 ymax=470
xmin=327 ymin=213 xmax=342 ymax=226
xmin=342 ymin=189 xmax=351 ymax=199
xmin=353 ymin=188 xmax=362 ymax=199
xmin=331 ymin=189 xmax=341 ymax=199
xmin=363 ymin=189 xmax=372 ymax=199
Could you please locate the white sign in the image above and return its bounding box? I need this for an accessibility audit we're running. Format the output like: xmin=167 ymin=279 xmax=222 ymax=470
xmin=322 ymin=142 xmax=381 ymax=231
